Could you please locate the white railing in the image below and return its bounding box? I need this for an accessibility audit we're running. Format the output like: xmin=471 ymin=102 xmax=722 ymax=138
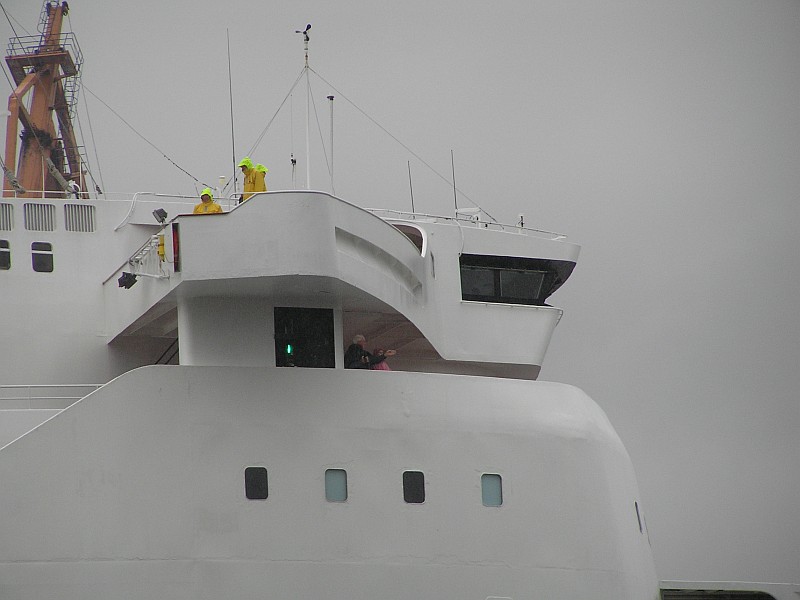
xmin=366 ymin=208 xmax=567 ymax=240
xmin=0 ymin=384 xmax=102 ymax=409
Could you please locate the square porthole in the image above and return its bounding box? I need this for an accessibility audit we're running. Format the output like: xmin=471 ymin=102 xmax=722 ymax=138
xmin=325 ymin=469 xmax=348 ymax=502
xmin=481 ymin=473 xmax=503 ymax=507
xmin=244 ymin=466 xmax=268 ymax=500
xmin=0 ymin=240 xmax=9 ymax=270
xmin=403 ymin=471 xmax=425 ymax=504
xmin=31 ymin=242 xmax=53 ymax=272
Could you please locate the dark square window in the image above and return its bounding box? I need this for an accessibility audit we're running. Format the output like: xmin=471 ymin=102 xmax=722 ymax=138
xmin=0 ymin=240 xmax=9 ymax=270
xmin=274 ymin=307 xmax=335 ymax=368
xmin=403 ymin=470 xmax=425 ymax=503
xmin=244 ymin=466 xmax=268 ymax=500
xmin=460 ymin=265 xmax=495 ymax=298
xmin=499 ymin=269 xmax=545 ymax=301
xmin=31 ymin=241 xmax=53 ymax=272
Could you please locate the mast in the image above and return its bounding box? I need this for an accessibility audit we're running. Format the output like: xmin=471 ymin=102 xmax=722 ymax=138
xmin=3 ymin=1 xmax=87 ymax=198
xmin=328 ymin=94 xmax=334 ymax=194
xmin=295 ymin=24 xmax=311 ymax=190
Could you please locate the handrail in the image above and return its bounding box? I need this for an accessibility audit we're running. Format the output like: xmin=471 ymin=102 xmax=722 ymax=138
xmin=1 ymin=192 xmax=566 ymax=240
xmin=366 ymin=208 xmax=567 ymax=240
xmin=0 ymin=383 xmax=102 ymax=409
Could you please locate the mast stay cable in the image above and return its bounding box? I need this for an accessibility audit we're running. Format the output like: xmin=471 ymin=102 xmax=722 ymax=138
xmin=307 ymin=76 xmax=332 ymax=184
xmin=3 ymin=1 xmax=211 ymax=193
xmin=82 ymin=85 xmax=212 ymax=189
xmin=2 ymin=5 xmax=496 ymax=214
xmin=220 ymin=66 xmax=305 ymax=195
xmin=308 ymin=67 xmax=497 ymax=223
xmin=76 ymin=91 xmax=104 ymax=194
xmin=242 ymin=62 xmax=498 ymax=223
xmin=226 ymin=29 xmax=237 ymax=197
xmin=65 ymin=9 xmax=103 ymax=194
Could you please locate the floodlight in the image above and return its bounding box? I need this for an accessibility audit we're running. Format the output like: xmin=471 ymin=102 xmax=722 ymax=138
xmin=118 ymin=272 xmax=138 ymax=289
xmin=153 ymin=208 xmax=168 ymax=224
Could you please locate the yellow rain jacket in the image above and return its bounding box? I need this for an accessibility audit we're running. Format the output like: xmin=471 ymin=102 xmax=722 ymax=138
xmin=193 ymin=188 xmax=223 ymax=214
xmin=254 ymin=163 xmax=268 ymax=193
xmin=239 ymin=157 xmax=258 ymax=201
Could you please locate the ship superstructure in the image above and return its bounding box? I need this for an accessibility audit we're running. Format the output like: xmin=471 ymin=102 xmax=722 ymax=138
xmin=0 ymin=3 xmax=672 ymax=599
xmin=0 ymin=189 xmax=664 ymax=600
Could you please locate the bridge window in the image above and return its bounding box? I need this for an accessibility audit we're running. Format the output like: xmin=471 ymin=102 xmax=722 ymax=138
xmin=403 ymin=470 xmax=425 ymax=504
xmin=31 ymin=242 xmax=53 ymax=272
xmin=459 ymin=254 xmax=575 ymax=306
xmin=461 ymin=265 xmax=495 ymax=297
xmin=0 ymin=240 xmax=9 ymax=269
xmin=325 ymin=469 xmax=348 ymax=502
xmin=500 ymin=269 xmax=544 ymax=300
xmin=481 ymin=473 xmax=503 ymax=506
xmin=244 ymin=466 xmax=268 ymax=500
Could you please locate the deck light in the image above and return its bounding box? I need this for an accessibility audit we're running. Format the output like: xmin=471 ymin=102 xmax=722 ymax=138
xmin=118 ymin=272 xmax=138 ymax=289
xmin=153 ymin=208 xmax=168 ymax=224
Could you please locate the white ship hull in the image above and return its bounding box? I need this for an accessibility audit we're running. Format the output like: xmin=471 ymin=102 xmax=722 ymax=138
xmin=1 ymin=367 xmax=658 ymax=599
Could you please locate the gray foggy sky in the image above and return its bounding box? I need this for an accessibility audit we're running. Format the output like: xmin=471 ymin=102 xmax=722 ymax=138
xmin=3 ymin=0 xmax=799 ymax=583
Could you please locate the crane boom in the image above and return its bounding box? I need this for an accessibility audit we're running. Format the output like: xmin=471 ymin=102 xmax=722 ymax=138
xmin=3 ymin=1 xmax=86 ymax=198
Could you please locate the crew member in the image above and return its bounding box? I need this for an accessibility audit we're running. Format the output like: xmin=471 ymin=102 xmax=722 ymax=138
xmin=255 ymin=163 xmax=269 ymax=192
xmin=238 ymin=157 xmax=258 ymax=202
xmin=193 ymin=188 xmax=223 ymax=214
xmin=344 ymin=334 xmax=395 ymax=369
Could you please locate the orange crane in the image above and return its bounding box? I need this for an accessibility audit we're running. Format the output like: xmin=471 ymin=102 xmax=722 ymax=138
xmin=3 ymin=1 xmax=87 ymax=198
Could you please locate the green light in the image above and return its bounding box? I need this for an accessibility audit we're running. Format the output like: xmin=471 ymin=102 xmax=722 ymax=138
xmin=285 ymin=344 xmax=293 ymax=355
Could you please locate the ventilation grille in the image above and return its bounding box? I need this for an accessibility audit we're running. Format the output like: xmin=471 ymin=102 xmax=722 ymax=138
xmin=64 ymin=203 xmax=96 ymax=232
xmin=23 ymin=203 xmax=56 ymax=231
xmin=0 ymin=203 xmax=12 ymax=231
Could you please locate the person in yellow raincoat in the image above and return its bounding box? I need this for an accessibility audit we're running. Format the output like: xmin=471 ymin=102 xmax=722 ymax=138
xmin=255 ymin=163 xmax=268 ymax=193
xmin=238 ymin=157 xmax=260 ymax=202
xmin=193 ymin=188 xmax=223 ymax=214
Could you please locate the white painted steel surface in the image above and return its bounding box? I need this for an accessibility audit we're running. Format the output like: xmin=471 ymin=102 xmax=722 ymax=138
xmin=0 ymin=366 xmax=659 ymax=599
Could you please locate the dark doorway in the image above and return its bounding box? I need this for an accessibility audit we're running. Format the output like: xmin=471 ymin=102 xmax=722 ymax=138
xmin=274 ymin=307 xmax=335 ymax=368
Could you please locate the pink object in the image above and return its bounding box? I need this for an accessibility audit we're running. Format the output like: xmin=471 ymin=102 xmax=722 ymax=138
xmin=371 ymin=349 xmax=392 ymax=370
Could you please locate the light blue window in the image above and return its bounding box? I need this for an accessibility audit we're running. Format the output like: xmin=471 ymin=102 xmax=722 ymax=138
xmin=481 ymin=473 xmax=503 ymax=506
xmin=325 ymin=469 xmax=348 ymax=502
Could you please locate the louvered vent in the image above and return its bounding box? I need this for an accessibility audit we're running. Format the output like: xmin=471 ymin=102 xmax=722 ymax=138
xmin=0 ymin=203 xmax=12 ymax=231
xmin=23 ymin=203 xmax=56 ymax=231
xmin=64 ymin=203 xmax=96 ymax=232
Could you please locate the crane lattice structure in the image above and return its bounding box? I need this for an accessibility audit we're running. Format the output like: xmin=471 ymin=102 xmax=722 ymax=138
xmin=3 ymin=1 xmax=87 ymax=198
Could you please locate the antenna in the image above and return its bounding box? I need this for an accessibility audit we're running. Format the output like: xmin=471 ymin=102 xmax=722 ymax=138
xmin=328 ymin=95 xmax=335 ymax=195
xmin=290 ymin=93 xmax=296 ymax=188
xmin=451 ymin=149 xmax=458 ymax=213
xmin=295 ymin=23 xmax=312 ymax=189
xmin=226 ymin=29 xmax=237 ymax=199
xmin=407 ymin=161 xmax=415 ymax=215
